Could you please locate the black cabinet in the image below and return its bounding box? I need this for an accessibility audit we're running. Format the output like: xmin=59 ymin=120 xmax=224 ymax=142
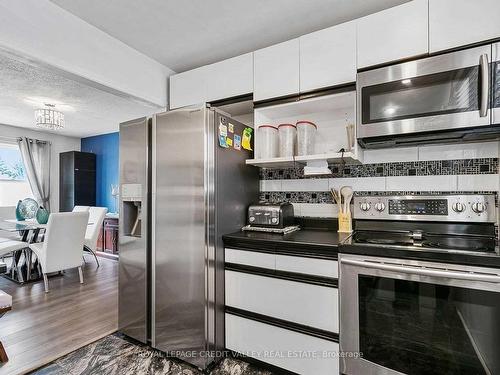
xmin=59 ymin=151 xmax=96 ymax=212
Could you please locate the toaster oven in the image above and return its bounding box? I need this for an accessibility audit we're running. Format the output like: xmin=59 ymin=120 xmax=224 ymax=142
xmin=247 ymin=203 xmax=294 ymax=228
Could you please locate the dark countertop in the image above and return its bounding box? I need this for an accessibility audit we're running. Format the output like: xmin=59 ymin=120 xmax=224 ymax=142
xmin=223 ymin=219 xmax=349 ymax=259
xmin=223 ymin=218 xmax=500 ymax=267
xmin=223 ymin=218 xmax=500 ymax=268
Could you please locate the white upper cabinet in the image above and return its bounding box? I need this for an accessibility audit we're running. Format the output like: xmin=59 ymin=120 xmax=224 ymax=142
xmin=429 ymin=0 xmax=500 ymax=53
xmin=300 ymin=21 xmax=356 ymax=92
xmin=206 ymin=53 xmax=253 ymax=102
xmin=169 ymin=66 xmax=208 ymax=109
xmin=357 ymin=0 xmax=429 ymax=69
xmin=254 ymin=39 xmax=300 ymax=102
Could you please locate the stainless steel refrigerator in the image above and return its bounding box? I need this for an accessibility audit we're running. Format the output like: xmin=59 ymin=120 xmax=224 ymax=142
xmin=118 ymin=105 xmax=258 ymax=369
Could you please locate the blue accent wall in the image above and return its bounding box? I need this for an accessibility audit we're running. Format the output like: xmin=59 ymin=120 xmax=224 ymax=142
xmin=81 ymin=132 xmax=119 ymax=212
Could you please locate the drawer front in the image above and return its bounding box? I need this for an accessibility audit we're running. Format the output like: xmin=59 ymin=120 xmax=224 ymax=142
xmin=225 ymin=270 xmax=338 ymax=333
xmin=275 ymin=254 xmax=338 ymax=278
xmin=225 ymin=248 xmax=275 ymax=270
xmin=226 ymin=314 xmax=339 ymax=375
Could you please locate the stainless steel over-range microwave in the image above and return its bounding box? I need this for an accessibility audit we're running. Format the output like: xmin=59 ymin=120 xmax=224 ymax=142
xmin=357 ymin=43 xmax=500 ymax=148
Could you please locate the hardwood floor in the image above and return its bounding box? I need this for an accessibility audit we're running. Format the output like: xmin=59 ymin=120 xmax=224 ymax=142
xmin=0 ymin=256 xmax=118 ymax=375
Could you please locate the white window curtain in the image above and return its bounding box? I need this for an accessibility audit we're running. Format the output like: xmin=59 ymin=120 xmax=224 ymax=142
xmin=17 ymin=137 xmax=51 ymax=212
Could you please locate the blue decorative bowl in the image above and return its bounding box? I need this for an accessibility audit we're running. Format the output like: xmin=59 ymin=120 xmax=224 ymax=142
xmin=15 ymin=200 xmax=24 ymax=221
xmin=18 ymin=198 xmax=39 ymax=220
xmin=36 ymin=206 xmax=50 ymax=224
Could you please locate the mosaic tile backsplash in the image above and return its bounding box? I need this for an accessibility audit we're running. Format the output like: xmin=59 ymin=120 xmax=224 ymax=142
xmin=260 ymin=158 xmax=499 ymax=180
xmin=259 ymin=158 xmax=499 ymax=205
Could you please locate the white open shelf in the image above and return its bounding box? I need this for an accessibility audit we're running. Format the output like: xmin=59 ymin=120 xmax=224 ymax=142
xmin=248 ymin=90 xmax=363 ymax=169
xmin=246 ymin=151 xmax=360 ymax=169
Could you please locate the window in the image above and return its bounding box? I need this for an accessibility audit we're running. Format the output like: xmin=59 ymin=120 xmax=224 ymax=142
xmin=0 ymin=143 xmax=33 ymax=207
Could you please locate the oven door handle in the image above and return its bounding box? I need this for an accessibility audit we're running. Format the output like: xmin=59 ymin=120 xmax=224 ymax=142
xmin=479 ymin=53 xmax=489 ymax=118
xmin=341 ymin=258 xmax=500 ymax=283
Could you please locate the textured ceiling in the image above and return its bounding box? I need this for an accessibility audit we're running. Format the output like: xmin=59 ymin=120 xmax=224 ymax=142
xmin=50 ymin=0 xmax=408 ymax=72
xmin=0 ymin=52 xmax=161 ymax=138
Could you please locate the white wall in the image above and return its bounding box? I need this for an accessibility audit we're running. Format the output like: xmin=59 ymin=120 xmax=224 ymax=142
xmin=0 ymin=123 xmax=80 ymax=212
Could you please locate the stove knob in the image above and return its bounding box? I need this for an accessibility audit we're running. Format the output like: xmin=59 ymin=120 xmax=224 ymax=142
xmin=452 ymin=202 xmax=465 ymax=213
xmin=374 ymin=202 xmax=386 ymax=212
xmin=360 ymin=202 xmax=371 ymax=211
xmin=472 ymin=202 xmax=486 ymax=214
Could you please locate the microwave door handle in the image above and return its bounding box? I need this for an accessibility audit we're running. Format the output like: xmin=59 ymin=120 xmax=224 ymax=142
xmin=479 ymin=53 xmax=489 ymax=117
xmin=341 ymin=258 xmax=500 ymax=283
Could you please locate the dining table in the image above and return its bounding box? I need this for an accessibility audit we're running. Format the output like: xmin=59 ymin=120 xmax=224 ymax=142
xmin=0 ymin=219 xmax=47 ymax=283
xmin=0 ymin=219 xmax=92 ymax=284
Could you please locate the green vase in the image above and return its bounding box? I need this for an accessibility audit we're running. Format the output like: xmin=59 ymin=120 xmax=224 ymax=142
xmin=15 ymin=200 xmax=24 ymax=221
xmin=36 ymin=206 xmax=49 ymax=224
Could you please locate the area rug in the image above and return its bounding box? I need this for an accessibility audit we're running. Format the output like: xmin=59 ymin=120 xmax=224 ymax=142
xmin=30 ymin=333 xmax=276 ymax=375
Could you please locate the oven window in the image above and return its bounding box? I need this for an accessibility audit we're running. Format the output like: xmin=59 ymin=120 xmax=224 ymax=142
xmin=359 ymin=276 xmax=499 ymax=375
xmin=361 ymin=67 xmax=480 ymax=124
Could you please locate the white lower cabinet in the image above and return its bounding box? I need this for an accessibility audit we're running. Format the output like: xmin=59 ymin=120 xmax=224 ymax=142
xmin=275 ymin=254 xmax=338 ymax=279
xmin=225 ymin=270 xmax=339 ymax=333
xmin=226 ymin=314 xmax=340 ymax=375
xmin=225 ymin=248 xmax=275 ymax=270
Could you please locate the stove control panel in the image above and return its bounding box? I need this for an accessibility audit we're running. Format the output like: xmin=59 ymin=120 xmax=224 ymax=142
xmin=353 ymin=195 xmax=496 ymax=223
xmin=388 ymin=199 xmax=447 ymax=215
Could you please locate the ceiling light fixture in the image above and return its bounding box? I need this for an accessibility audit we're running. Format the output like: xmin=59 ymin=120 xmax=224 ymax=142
xmin=34 ymin=104 xmax=64 ymax=130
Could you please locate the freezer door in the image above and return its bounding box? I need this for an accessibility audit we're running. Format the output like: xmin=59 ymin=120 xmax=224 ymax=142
xmin=152 ymin=106 xmax=210 ymax=369
xmin=118 ymin=117 xmax=150 ymax=344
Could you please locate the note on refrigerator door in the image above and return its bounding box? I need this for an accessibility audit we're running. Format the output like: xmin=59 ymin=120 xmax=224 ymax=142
xmin=219 ymin=135 xmax=228 ymax=148
xmin=234 ymin=134 xmax=241 ymax=150
xmin=242 ymin=127 xmax=253 ymax=151
xmin=219 ymin=123 xmax=227 ymax=137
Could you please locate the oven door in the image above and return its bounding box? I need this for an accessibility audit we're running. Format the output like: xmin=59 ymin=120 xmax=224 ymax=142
xmin=340 ymin=254 xmax=500 ymax=375
xmin=492 ymin=42 xmax=500 ymax=125
xmin=357 ymin=45 xmax=492 ymax=139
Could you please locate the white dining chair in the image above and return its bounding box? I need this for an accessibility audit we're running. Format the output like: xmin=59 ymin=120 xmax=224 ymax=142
xmin=83 ymin=207 xmax=108 ymax=267
xmin=0 ymin=206 xmax=20 ymax=241
xmin=72 ymin=206 xmax=90 ymax=213
xmin=0 ymin=240 xmax=28 ymax=282
xmin=29 ymin=212 xmax=89 ymax=293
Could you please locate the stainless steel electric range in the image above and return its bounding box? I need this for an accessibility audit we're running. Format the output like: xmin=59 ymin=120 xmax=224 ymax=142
xmin=339 ymin=194 xmax=500 ymax=375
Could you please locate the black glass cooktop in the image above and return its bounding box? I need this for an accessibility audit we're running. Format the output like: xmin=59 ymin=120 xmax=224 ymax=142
xmin=352 ymin=231 xmax=496 ymax=254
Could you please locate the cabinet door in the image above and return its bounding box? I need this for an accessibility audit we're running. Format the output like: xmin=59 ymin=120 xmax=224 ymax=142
xmin=275 ymin=254 xmax=338 ymax=279
xmin=226 ymin=314 xmax=340 ymax=375
xmin=254 ymin=39 xmax=300 ymax=101
xmin=300 ymin=21 xmax=356 ymax=92
xmin=225 ymin=271 xmax=339 ymax=332
xmin=225 ymin=248 xmax=275 ymax=269
xmin=206 ymin=53 xmax=253 ymax=102
xmin=168 ymin=66 xmax=207 ymax=109
xmin=357 ymin=0 xmax=429 ymax=69
xmin=429 ymin=0 xmax=500 ymax=53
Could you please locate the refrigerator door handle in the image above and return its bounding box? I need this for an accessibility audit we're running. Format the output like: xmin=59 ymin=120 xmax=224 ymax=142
xmin=150 ymin=115 xmax=157 ymax=347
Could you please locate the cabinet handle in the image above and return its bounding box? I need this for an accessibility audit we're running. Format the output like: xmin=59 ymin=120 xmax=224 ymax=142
xmin=479 ymin=53 xmax=489 ymax=118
